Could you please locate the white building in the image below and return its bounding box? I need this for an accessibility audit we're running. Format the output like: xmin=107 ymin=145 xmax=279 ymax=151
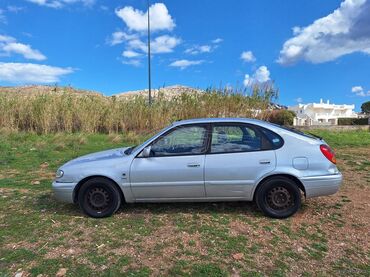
xmin=289 ymin=99 xmax=357 ymax=126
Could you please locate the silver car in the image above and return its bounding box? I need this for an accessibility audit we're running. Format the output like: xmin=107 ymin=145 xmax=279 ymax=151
xmin=52 ymin=118 xmax=342 ymax=219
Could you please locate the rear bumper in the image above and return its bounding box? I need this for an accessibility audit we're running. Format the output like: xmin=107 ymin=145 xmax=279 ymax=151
xmin=300 ymin=173 xmax=342 ymax=198
xmin=52 ymin=181 xmax=77 ymax=203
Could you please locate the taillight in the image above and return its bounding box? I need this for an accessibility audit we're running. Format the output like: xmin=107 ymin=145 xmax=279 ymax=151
xmin=320 ymin=144 xmax=337 ymax=164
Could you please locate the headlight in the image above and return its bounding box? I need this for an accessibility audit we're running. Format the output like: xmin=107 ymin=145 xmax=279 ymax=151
xmin=56 ymin=169 xmax=64 ymax=178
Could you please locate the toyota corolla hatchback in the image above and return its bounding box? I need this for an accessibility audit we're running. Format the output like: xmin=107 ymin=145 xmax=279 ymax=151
xmin=52 ymin=118 xmax=342 ymax=219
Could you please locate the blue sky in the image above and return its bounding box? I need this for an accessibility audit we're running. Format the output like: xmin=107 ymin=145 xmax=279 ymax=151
xmin=0 ymin=0 xmax=369 ymax=109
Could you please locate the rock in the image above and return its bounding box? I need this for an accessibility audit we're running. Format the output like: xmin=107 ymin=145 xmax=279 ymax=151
xmin=297 ymin=246 xmax=303 ymax=252
xmin=56 ymin=268 xmax=67 ymax=277
xmin=14 ymin=272 xmax=27 ymax=277
xmin=232 ymin=253 xmax=244 ymax=260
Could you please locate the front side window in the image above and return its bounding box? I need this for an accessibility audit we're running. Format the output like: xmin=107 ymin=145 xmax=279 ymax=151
xmin=151 ymin=125 xmax=207 ymax=156
xmin=211 ymin=125 xmax=262 ymax=153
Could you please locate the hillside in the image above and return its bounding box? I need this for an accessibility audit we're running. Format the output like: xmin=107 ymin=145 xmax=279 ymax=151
xmin=0 ymin=85 xmax=103 ymax=96
xmin=0 ymin=85 xmax=203 ymax=98
xmin=113 ymin=85 xmax=203 ymax=98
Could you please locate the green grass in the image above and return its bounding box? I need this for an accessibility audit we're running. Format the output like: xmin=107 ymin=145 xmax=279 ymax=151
xmin=0 ymin=130 xmax=369 ymax=276
xmin=307 ymin=129 xmax=370 ymax=148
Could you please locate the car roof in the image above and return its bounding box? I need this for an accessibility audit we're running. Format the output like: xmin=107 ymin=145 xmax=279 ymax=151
xmin=172 ymin=117 xmax=271 ymax=127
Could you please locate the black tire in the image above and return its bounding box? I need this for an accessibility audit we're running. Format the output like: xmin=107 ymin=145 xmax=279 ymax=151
xmin=255 ymin=177 xmax=301 ymax=219
xmin=78 ymin=177 xmax=121 ymax=218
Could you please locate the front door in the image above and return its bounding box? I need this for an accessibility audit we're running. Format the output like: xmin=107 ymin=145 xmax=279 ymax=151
xmin=130 ymin=124 xmax=209 ymax=200
xmin=205 ymin=123 xmax=276 ymax=199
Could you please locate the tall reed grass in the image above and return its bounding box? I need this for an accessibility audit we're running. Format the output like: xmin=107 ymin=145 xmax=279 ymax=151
xmin=0 ymin=85 xmax=278 ymax=134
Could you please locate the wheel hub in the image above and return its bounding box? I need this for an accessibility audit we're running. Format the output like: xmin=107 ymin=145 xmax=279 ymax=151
xmin=88 ymin=187 xmax=110 ymax=209
xmin=266 ymin=186 xmax=293 ymax=210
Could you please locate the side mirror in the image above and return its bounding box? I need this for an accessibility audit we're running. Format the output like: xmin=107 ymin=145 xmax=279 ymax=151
xmin=141 ymin=146 xmax=152 ymax=158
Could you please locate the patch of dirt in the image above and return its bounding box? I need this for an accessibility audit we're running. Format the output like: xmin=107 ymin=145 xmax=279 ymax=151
xmin=44 ymin=247 xmax=84 ymax=259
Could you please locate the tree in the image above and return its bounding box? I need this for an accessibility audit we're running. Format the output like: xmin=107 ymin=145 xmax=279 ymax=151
xmin=361 ymin=101 xmax=370 ymax=114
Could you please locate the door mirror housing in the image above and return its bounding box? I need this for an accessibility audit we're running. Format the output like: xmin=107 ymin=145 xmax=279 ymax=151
xmin=141 ymin=146 xmax=152 ymax=157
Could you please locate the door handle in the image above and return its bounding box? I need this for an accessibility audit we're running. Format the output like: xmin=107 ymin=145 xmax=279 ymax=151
xmin=187 ymin=163 xmax=200 ymax=168
xmin=259 ymin=160 xmax=271 ymax=164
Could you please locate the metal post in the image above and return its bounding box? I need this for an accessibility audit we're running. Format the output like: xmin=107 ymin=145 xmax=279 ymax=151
xmin=147 ymin=0 xmax=152 ymax=105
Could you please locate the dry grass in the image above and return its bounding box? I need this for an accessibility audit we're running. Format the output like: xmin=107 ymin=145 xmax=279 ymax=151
xmin=0 ymin=84 xmax=277 ymax=134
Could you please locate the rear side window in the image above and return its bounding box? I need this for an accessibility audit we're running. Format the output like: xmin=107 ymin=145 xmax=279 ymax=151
xmin=211 ymin=125 xmax=262 ymax=153
xmin=260 ymin=127 xmax=284 ymax=149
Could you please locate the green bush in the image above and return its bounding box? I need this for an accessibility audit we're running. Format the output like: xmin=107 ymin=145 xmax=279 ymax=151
xmin=338 ymin=117 xmax=369 ymax=125
xmin=267 ymin=110 xmax=296 ymax=126
xmin=361 ymin=101 xmax=370 ymax=114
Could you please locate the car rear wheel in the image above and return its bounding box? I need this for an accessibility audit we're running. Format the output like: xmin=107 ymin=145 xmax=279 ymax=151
xmin=255 ymin=177 xmax=301 ymax=219
xmin=78 ymin=177 xmax=121 ymax=218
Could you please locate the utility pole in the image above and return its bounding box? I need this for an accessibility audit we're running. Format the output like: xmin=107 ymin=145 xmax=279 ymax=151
xmin=147 ymin=0 xmax=152 ymax=105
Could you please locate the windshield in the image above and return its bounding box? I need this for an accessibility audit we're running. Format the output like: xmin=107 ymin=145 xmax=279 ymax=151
xmin=123 ymin=125 xmax=173 ymax=155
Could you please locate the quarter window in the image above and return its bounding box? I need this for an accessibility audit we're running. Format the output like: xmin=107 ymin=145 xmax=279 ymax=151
xmin=151 ymin=125 xmax=207 ymax=156
xmin=210 ymin=125 xmax=262 ymax=153
xmin=260 ymin=127 xmax=284 ymax=149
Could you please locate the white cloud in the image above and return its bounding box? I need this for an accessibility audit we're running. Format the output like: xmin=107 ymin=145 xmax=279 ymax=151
xmin=295 ymin=97 xmax=303 ymax=103
xmin=111 ymin=3 xmax=180 ymax=66
xmin=0 ymin=35 xmax=46 ymax=61
xmin=151 ymin=35 xmax=180 ymax=53
xmin=127 ymin=35 xmax=180 ymax=54
xmin=352 ymin=86 xmax=363 ymax=93
xmin=3 ymin=43 xmax=46 ymax=60
xmin=169 ymin=59 xmax=204 ymax=69
xmin=243 ymin=66 xmax=271 ymax=86
xmin=122 ymin=59 xmax=141 ymax=67
xmin=127 ymin=38 xmax=147 ymax=52
xmin=7 ymin=6 xmax=25 ymax=13
xmin=352 ymin=86 xmax=370 ymax=97
xmin=185 ymin=45 xmax=212 ymax=55
xmin=122 ymin=50 xmax=141 ymax=58
xmin=278 ymin=0 xmax=370 ymax=65
xmin=115 ymin=3 xmax=175 ymax=32
xmin=212 ymin=38 xmax=223 ymax=44
xmin=241 ymin=51 xmax=256 ymax=62
xmin=108 ymin=31 xmax=138 ymax=46
xmin=0 ymin=62 xmax=73 ymax=83
xmin=0 ymin=9 xmax=7 ymax=24
xmin=26 ymin=0 xmax=95 ymax=9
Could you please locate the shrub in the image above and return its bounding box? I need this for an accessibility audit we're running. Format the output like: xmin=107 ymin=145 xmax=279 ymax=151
xmin=361 ymin=101 xmax=370 ymax=114
xmin=267 ymin=110 xmax=296 ymax=126
xmin=338 ymin=118 xmax=369 ymax=125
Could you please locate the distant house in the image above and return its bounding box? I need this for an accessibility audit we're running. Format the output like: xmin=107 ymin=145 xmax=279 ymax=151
xmin=289 ymin=99 xmax=357 ymax=126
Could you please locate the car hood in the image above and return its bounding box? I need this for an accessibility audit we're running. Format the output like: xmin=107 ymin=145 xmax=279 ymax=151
xmin=64 ymin=147 xmax=129 ymax=166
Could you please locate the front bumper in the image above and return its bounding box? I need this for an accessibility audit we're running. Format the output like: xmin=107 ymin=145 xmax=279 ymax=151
xmin=300 ymin=173 xmax=342 ymax=198
xmin=52 ymin=181 xmax=77 ymax=203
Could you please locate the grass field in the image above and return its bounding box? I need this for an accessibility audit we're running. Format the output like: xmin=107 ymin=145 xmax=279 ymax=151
xmin=0 ymin=130 xmax=369 ymax=276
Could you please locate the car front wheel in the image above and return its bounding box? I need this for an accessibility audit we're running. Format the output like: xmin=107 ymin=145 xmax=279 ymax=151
xmin=255 ymin=177 xmax=301 ymax=219
xmin=78 ymin=177 xmax=121 ymax=218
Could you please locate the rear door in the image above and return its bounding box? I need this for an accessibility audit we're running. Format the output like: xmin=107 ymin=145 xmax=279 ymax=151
xmin=204 ymin=123 xmax=276 ymax=199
